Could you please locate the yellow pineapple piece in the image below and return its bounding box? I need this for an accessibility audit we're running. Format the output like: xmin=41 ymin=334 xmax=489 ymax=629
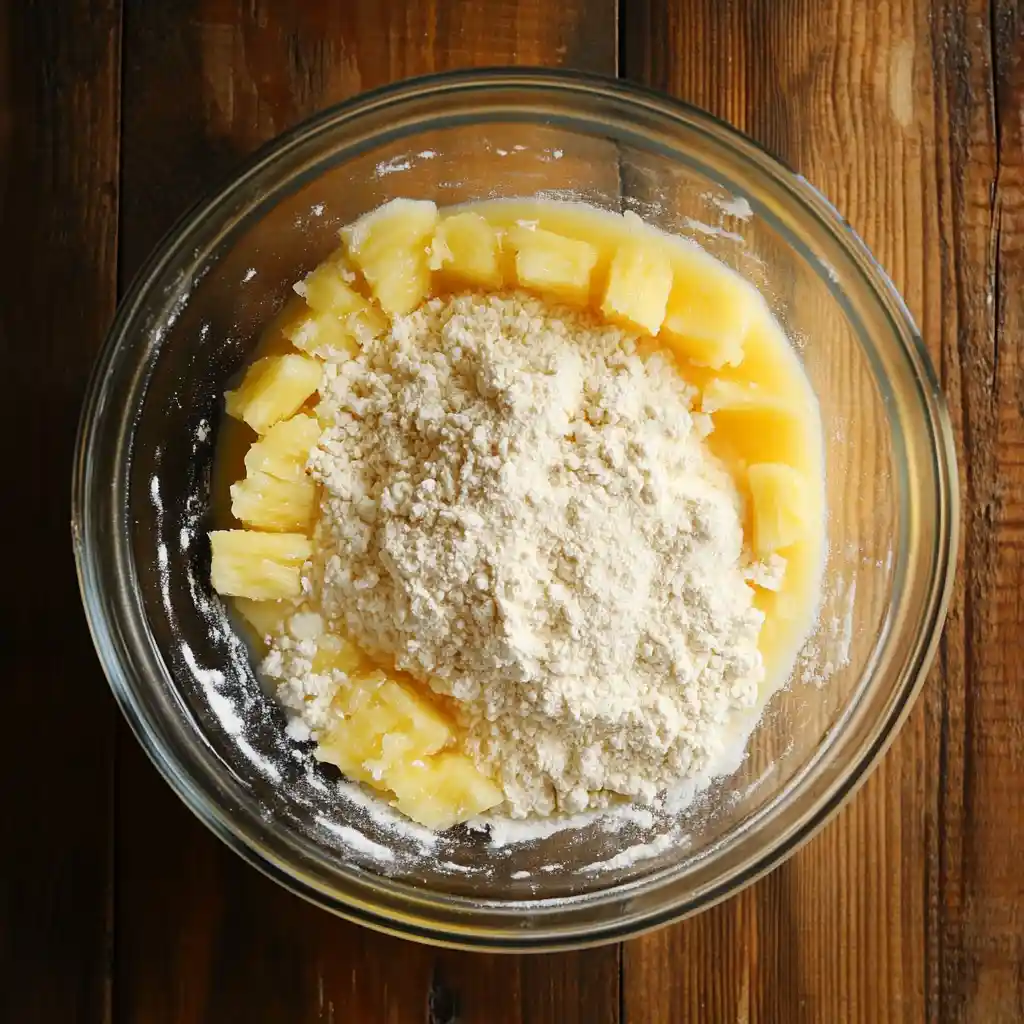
xmin=232 ymin=597 xmax=297 ymax=640
xmin=375 ymin=680 xmax=451 ymax=750
xmin=505 ymin=224 xmax=598 ymax=305
xmin=748 ymin=463 xmax=813 ymax=555
xmin=225 ymin=354 xmax=322 ymax=434
xmin=333 ymin=667 xmax=387 ymax=718
xmin=683 ymin=310 xmax=809 ymax=399
xmin=660 ymin=249 xmax=760 ymax=368
xmin=341 ymin=198 xmax=438 ymax=316
xmin=252 ymin=297 xmax=316 ymax=361
xmin=229 ymin=472 xmax=317 ymax=532
xmin=243 ymin=414 xmax=320 ymax=482
xmin=701 ymin=379 xmax=788 ymax=414
xmin=282 ymin=313 xmax=358 ymax=362
xmin=429 ymin=211 xmax=503 ymax=288
xmin=312 ymin=633 xmax=371 ymax=676
xmin=301 ymin=261 xmax=364 ymax=316
xmin=284 ymin=312 xmax=364 ymax=359
xmin=292 ymin=262 xmax=388 ymax=354
xmin=209 ymin=530 xmax=312 ymax=600
xmin=601 ymin=238 xmax=674 ymax=333
xmin=700 ymin=379 xmax=808 ymax=469
xmin=315 ymin=673 xmax=453 ymax=787
xmin=322 ymin=244 xmax=362 ymax=281
xmin=388 ymin=753 xmax=504 ymax=830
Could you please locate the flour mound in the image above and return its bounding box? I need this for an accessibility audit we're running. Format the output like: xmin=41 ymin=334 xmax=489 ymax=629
xmin=310 ymin=292 xmax=764 ymax=817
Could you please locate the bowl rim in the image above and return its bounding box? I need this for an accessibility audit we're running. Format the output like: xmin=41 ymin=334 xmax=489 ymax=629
xmin=72 ymin=66 xmax=959 ymax=951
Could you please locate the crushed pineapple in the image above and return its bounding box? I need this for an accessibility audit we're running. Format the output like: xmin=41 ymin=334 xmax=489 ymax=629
xmin=341 ymin=198 xmax=438 ymax=316
xmin=505 ymin=224 xmax=598 ymax=305
xmin=225 ymin=354 xmax=322 ymax=434
xmin=209 ymin=530 xmax=312 ymax=600
xmin=748 ymin=463 xmax=812 ymax=555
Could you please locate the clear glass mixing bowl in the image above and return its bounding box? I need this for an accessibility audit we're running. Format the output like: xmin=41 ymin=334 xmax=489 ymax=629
xmin=73 ymin=69 xmax=958 ymax=950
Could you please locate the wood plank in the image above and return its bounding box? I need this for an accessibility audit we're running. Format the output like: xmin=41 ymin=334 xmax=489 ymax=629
xmin=115 ymin=2 xmax=620 ymax=1022
xmin=624 ymin=0 xmax=1022 ymax=1020
xmin=0 ymin=1 xmax=122 ymax=1022
xmin=119 ymin=0 xmax=618 ymax=277
xmin=930 ymin=3 xmax=1024 ymax=1017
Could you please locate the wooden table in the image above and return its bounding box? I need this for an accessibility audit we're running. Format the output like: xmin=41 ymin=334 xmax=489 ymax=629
xmin=5 ymin=1 xmax=1021 ymax=1020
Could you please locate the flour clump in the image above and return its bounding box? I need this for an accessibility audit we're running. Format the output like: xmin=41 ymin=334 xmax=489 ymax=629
xmin=308 ymin=292 xmax=764 ymax=817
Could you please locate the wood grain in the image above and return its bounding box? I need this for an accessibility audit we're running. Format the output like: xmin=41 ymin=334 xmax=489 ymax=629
xmin=624 ymin=0 xmax=1023 ymax=1021
xmin=0 ymin=2 xmax=122 ymax=1023
xmin=9 ymin=1 xmax=1021 ymax=1020
xmin=931 ymin=2 xmax=1024 ymax=1016
xmin=115 ymin=3 xmax=620 ymax=1023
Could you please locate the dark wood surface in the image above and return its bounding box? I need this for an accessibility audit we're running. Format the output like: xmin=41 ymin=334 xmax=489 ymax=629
xmin=3 ymin=0 xmax=1021 ymax=1020
xmin=2 ymin=2 xmax=121 ymax=1023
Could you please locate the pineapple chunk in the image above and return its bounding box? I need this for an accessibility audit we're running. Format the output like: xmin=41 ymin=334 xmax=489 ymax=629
xmin=315 ymin=673 xmax=453 ymax=786
xmin=225 ymin=354 xmax=322 ymax=434
xmin=312 ymin=632 xmax=371 ymax=676
xmin=285 ymin=311 xmax=369 ymax=359
xmin=292 ymin=263 xmax=388 ymax=354
xmin=430 ymin=211 xmax=503 ymax=288
xmin=333 ymin=667 xmax=387 ymax=719
xmin=230 ymin=472 xmax=317 ymax=532
xmin=341 ymin=198 xmax=438 ymax=316
xmin=506 ymin=224 xmax=598 ymax=304
xmin=660 ymin=249 xmax=759 ymax=368
xmin=209 ymin=530 xmax=312 ymax=600
xmin=701 ymin=380 xmax=808 ymax=468
xmin=302 ymin=261 xmax=366 ymax=316
xmin=243 ymin=414 xmax=320 ymax=482
xmin=232 ymin=596 xmax=297 ymax=640
xmin=748 ymin=463 xmax=813 ymax=554
xmin=601 ymin=238 xmax=674 ymax=334
xmin=323 ymin=244 xmax=361 ymax=281
xmin=702 ymin=379 xmax=787 ymax=414
xmin=388 ymin=753 xmax=504 ymax=830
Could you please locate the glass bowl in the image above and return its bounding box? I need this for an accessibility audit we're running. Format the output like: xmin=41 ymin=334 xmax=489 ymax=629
xmin=73 ymin=69 xmax=958 ymax=950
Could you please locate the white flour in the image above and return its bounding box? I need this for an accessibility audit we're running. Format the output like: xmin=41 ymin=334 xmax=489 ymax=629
xmin=580 ymin=830 xmax=681 ymax=873
xmin=316 ymin=817 xmax=396 ymax=862
xmin=276 ymin=292 xmax=765 ymax=818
